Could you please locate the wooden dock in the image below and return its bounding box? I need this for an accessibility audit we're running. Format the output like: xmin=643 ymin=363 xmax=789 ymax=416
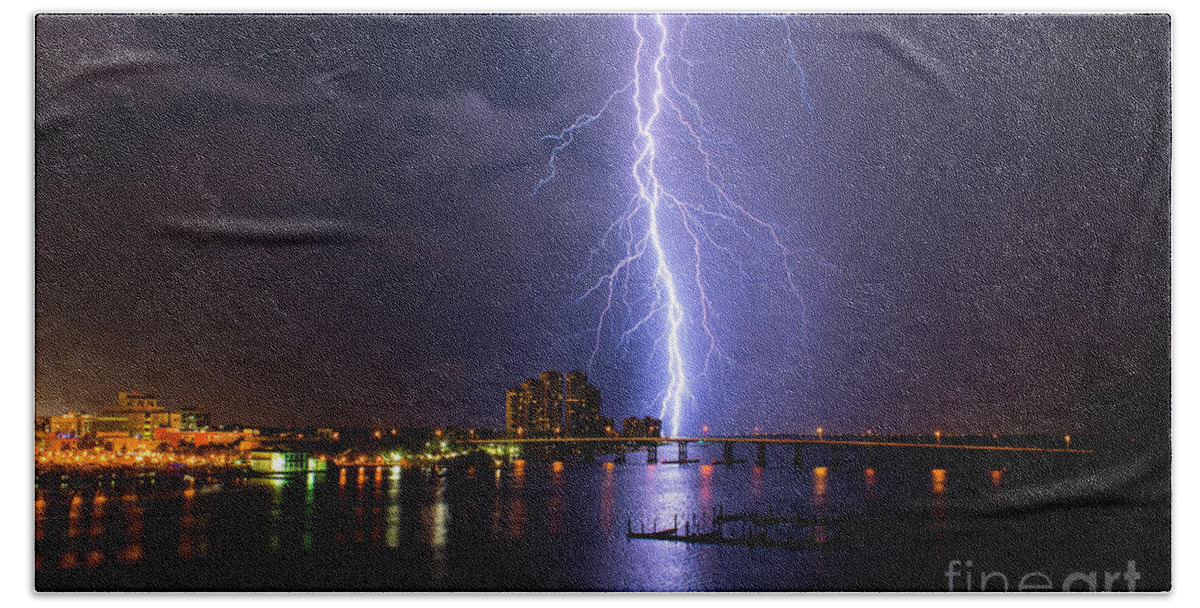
xmin=625 ymin=505 xmax=860 ymax=551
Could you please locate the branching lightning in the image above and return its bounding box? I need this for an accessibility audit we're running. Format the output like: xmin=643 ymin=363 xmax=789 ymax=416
xmin=533 ymin=14 xmax=819 ymax=437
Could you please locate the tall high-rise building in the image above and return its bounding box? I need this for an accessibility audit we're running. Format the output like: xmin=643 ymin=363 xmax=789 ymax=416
xmin=505 ymin=387 xmax=527 ymax=437
xmin=531 ymin=370 xmax=564 ymax=436
xmin=564 ymin=370 xmax=602 ymax=437
xmin=505 ymin=369 xmax=611 ymax=438
xmin=520 ymin=379 xmax=539 ymax=434
xmin=505 ymin=378 xmax=543 ymax=437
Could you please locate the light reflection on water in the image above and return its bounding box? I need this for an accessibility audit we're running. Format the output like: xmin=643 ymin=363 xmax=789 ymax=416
xmin=385 ymin=467 xmax=401 ymax=549
xmin=34 ymin=447 xmax=1164 ymax=591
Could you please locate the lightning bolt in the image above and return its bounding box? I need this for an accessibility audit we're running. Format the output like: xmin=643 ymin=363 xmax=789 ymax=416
xmin=534 ymin=14 xmax=821 ymax=437
xmin=631 ymin=14 xmax=690 ymax=437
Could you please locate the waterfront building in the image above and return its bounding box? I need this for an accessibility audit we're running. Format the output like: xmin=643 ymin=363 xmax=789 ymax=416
xmin=93 ymin=391 xmax=170 ymax=438
xmin=505 ymin=374 xmax=561 ymax=437
xmin=564 ymin=370 xmax=603 ymax=437
xmin=505 ymin=387 xmax=527 ymax=437
xmin=45 ymin=392 xmax=215 ymax=442
xmin=622 ymin=416 xmax=663 ymax=438
xmin=48 ymin=412 xmax=93 ymax=437
xmin=247 ymin=449 xmax=328 ymax=474
xmin=152 ymin=427 xmax=247 ymax=448
xmin=532 ymin=370 xmax=564 ymax=435
xmin=505 ymin=370 xmax=614 ymax=438
xmin=169 ymin=409 xmax=211 ymax=432
xmin=600 ymin=416 xmax=617 ymax=437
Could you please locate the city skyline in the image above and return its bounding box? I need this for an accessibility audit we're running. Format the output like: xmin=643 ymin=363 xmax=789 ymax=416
xmin=35 ymin=14 xmax=1169 ymax=436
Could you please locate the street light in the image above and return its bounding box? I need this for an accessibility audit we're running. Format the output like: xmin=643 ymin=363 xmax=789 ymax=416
xmin=934 ymin=430 xmax=942 ymax=445
xmin=1064 ymin=434 xmax=1072 ymax=448
xmin=816 ymin=427 xmax=823 ymax=440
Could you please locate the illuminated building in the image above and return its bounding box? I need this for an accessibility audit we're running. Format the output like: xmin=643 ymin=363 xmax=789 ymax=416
xmin=622 ymin=416 xmax=663 ymax=438
xmin=152 ymin=427 xmax=247 ymax=448
xmin=505 ymin=373 xmax=562 ymax=437
xmin=248 ymin=450 xmax=327 ymax=474
xmin=600 ymin=416 xmax=616 ymax=437
xmin=48 ymin=412 xmax=93 ymax=437
xmin=564 ymin=370 xmax=603 ymax=437
xmin=506 ymin=370 xmax=613 ymax=438
xmin=532 ymin=370 xmax=564 ymax=436
xmin=90 ymin=391 xmax=170 ymax=438
xmin=169 ymin=409 xmax=211 ymax=432
xmin=505 ymin=387 xmax=527 ymax=437
xmin=60 ymin=392 xmax=216 ymax=440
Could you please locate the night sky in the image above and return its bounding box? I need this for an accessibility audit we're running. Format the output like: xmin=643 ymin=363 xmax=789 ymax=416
xmin=35 ymin=14 xmax=1170 ymax=434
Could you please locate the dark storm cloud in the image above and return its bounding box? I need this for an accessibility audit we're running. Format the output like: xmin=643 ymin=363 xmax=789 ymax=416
xmin=35 ymin=14 xmax=1169 ymax=434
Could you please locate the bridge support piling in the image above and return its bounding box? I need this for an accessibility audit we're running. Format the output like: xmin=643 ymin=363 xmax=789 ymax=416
xmin=793 ymin=443 xmax=804 ymax=469
xmin=678 ymin=441 xmax=689 ymax=463
xmin=723 ymin=441 xmax=734 ymax=465
xmin=868 ymin=445 xmax=878 ymax=469
xmin=831 ymin=445 xmax=842 ymax=470
xmin=755 ymin=443 xmax=767 ymax=467
xmin=615 ymin=447 xmax=626 ymax=464
xmin=647 ymin=444 xmax=658 ymax=464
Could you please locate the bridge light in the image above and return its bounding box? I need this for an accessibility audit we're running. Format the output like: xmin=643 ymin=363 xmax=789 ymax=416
xmin=934 ymin=430 xmax=942 ymax=445
xmin=816 ymin=427 xmax=823 ymax=440
xmin=1064 ymin=434 xmax=1071 ymax=448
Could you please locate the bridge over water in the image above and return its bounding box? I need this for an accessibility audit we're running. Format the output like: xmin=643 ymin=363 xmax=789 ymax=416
xmin=465 ymin=436 xmax=1091 ymax=467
